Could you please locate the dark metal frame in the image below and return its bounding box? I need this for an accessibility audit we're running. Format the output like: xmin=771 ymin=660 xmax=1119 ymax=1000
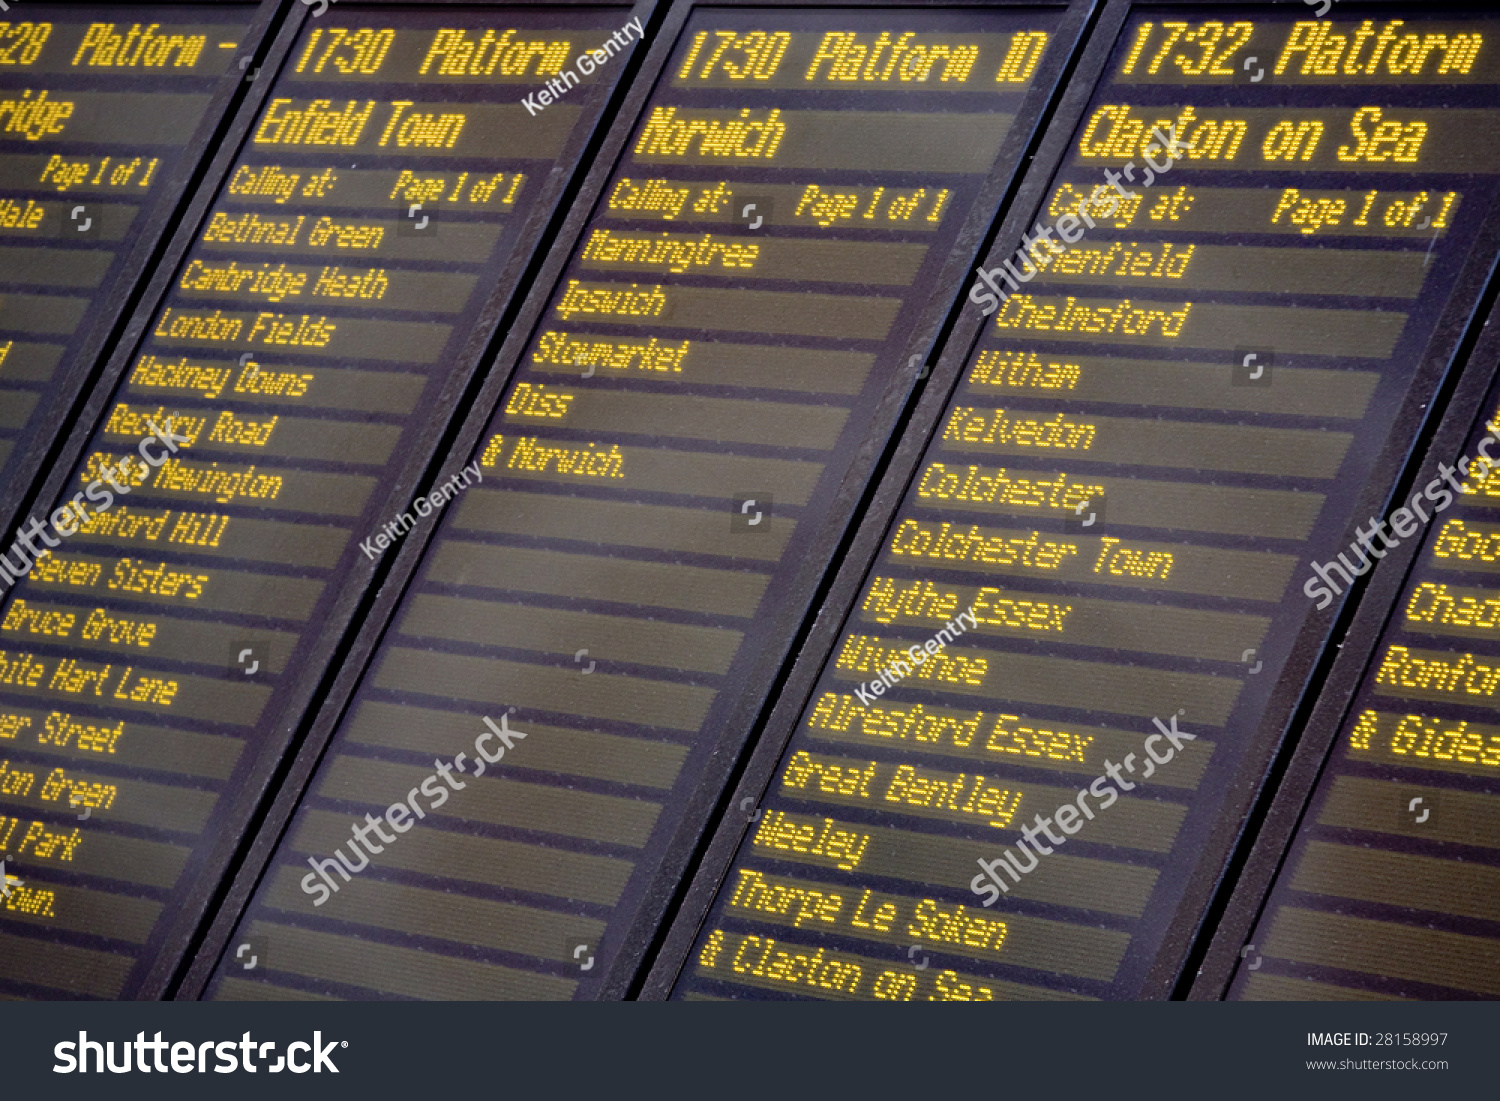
xmin=170 ymin=0 xmax=663 ymax=999
xmin=0 ymin=0 xmax=286 ymax=576
xmin=641 ymin=0 xmax=1500 ymax=1000
xmin=0 ymin=0 xmax=655 ymax=999
xmin=1188 ymin=289 xmax=1500 ymax=1000
xmin=178 ymin=0 xmax=1098 ymax=1000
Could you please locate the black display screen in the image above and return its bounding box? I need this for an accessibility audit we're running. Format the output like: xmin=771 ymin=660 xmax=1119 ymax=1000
xmin=0 ymin=5 xmax=252 ymax=520
xmin=0 ymin=4 xmax=634 ymax=998
xmin=209 ymin=5 xmax=1070 ymax=1001
xmin=671 ymin=5 xmax=1500 ymax=1000
xmin=1232 ymin=376 xmax=1500 ymax=1001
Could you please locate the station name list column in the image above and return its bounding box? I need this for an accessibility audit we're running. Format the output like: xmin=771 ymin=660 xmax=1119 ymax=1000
xmin=0 ymin=6 xmax=629 ymax=999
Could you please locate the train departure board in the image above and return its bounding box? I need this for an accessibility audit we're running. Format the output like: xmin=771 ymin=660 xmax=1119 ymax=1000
xmin=1232 ymin=374 xmax=1500 ymax=1001
xmin=207 ymin=4 xmax=1077 ymax=1001
xmin=0 ymin=3 xmax=640 ymax=999
xmin=0 ymin=4 xmax=257 ymax=531
xmin=667 ymin=4 xmax=1500 ymax=1001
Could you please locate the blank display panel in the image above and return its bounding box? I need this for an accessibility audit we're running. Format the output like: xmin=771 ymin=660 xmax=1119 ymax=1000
xmin=0 ymin=4 xmax=633 ymax=999
xmin=1233 ymin=381 xmax=1500 ymax=1002
xmin=671 ymin=5 xmax=1500 ymax=1001
xmin=0 ymin=6 xmax=253 ymax=512
xmin=209 ymin=5 xmax=1072 ymax=1001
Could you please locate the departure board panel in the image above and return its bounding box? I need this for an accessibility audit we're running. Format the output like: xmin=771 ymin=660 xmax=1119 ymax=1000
xmin=1233 ymin=378 xmax=1500 ymax=1001
xmin=670 ymin=5 xmax=1500 ymax=1001
xmin=208 ymin=5 xmax=1072 ymax=1001
xmin=0 ymin=4 xmax=636 ymax=999
xmin=0 ymin=5 xmax=252 ymax=517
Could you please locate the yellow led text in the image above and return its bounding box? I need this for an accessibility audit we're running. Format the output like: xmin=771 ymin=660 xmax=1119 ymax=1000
xmin=996 ymin=295 xmax=1191 ymax=338
xmin=997 ymin=32 xmax=1048 ymax=82
xmin=751 ymin=809 xmax=870 ymax=870
xmin=482 ymin=434 xmax=624 ymax=480
xmin=795 ymin=183 xmax=950 ymax=226
xmin=1336 ymin=106 xmax=1427 ymax=163
xmin=1080 ymin=105 xmax=1243 ymax=160
xmin=1376 ymin=645 xmax=1500 ymax=699
xmin=390 ymin=169 xmax=521 ymax=205
xmin=0 ymin=199 xmax=42 ymax=230
xmin=1406 ymin=582 xmax=1500 ymax=631
xmin=1276 ymin=20 xmax=1481 ymax=77
xmin=676 ymin=30 xmax=790 ymax=81
xmin=40 ymin=154 xmax=161 ymax=191
xmin=782 ymin=750 xmax=877 ymax=799
xmin=72 ymin=23 xmax=205 ymax=68
xmin=836 ymin=634 xmax=987 ymax=687
xmin=555 ymin=281 xmax=665 ymax=320
xmin=725 ymin=877 xmax=1013 ymax=961
xmin=1094 ymin=536 xmax=1173 ymax=580
xmin=1434 ymin=518 xmax=1500 ymax=565
xmin=808 ymin=691 xmax=1094 ymax=765
xmin=890 ymin=519 xmax=1079 ymax=570
xmin=419 ymin=28 xmax=570 ymax=76
xmin=804 ymin=32 xmax=978 ymax=83
xmin=917 ymin=462 xmax=1100 ymax=513
xmin=0 ymin=22 xmax=51 ymax=67
xmin=944 ymin=404 xmax=1094 ymax=451
xmin=505 ymin=383 xmax=572 ymax=419
xmin=229 ymin=165 xmax=338 ymax=204
xmin=252 ymin=100 xmax=467 ymax=149
xmin=0 ymin=89 xmax=74 ymax=140
xmin=1271 ymin=188 xmax=1457 ymax=234
xmin=1349 ymin=709 xmax=1500 ymax=769
xmin=532 ymin=331 xmax=689 ymax=374
xmin=634 ymin=107 xmax=785 ymax=159
xmin=581 ymin=228 xmax=757 ymax=272
xmin=970 ymin=350 xmax=1081 ymax=390
xmin=293 ymin=27 xmax=394 ymax=76
xmin=0 ymin=650 xmax=178 ymax=707
xmin=1119 ymin=20 xmax=1255 ymax=77
xmin=1 ymin=818 xmax=80 ymax=862
xmin=40 ymin=767 xmax=116 ymax=811
xmin=40 ymin=711 xmax=125 ymax=753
